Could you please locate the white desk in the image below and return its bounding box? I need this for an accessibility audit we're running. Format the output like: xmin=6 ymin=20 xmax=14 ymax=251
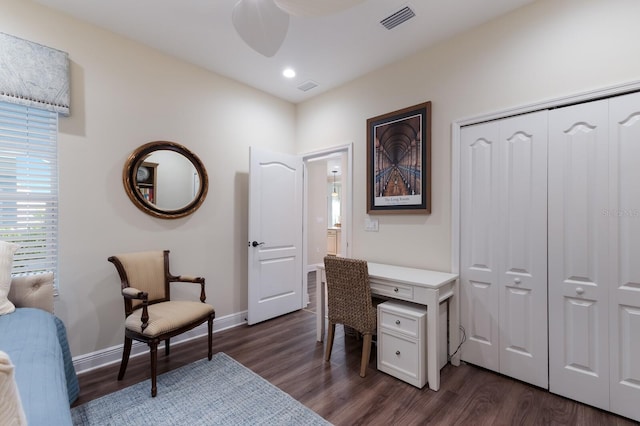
xmin=316 ymin=262 xmax=459 ymax=391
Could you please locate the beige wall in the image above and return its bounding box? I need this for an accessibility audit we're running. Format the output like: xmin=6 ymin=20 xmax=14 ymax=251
xmin=3 ymin=0 xmax=640 ymax=360
xmin=296 ymin=0 xmax=640 ymax=271
xmin=1 ymin=0 xmax=296 ymax=357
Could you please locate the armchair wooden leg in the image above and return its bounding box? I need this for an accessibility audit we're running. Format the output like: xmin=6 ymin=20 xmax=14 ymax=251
xmin=118 ymin=336 xmax=132 ymax=380
xmin=360 ymin=333 xmax=373 ymax=377
xmin=325 ymin=323 xmax=336 ymax=362
xmin=150 ymin=341 xmax=158 ymax=397
xmin=207 ymin=315 xmax=213 ymax=361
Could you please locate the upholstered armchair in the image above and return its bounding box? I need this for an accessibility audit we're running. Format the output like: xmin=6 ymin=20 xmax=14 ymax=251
xmin=108 ymin=250 xmax=215 ymax=397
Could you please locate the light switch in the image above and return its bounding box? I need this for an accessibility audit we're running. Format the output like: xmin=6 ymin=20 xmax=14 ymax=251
xmin=365 ymin=218 xmax=379 ymax=232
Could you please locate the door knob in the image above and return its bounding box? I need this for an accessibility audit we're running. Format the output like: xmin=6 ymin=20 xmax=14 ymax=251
xmin=251 ymin=241 xmax=265 ymax=247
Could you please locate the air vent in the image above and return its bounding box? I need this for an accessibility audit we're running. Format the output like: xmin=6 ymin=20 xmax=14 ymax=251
xmin=380 ymin=6 xmax=416 ymax=30
xmin=297 ymin=80 xmax=319 ymax=92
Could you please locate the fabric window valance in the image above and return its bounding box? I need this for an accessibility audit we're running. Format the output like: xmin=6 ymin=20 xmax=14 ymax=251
xmin=0 ymin=33 xmax=70 ymax=116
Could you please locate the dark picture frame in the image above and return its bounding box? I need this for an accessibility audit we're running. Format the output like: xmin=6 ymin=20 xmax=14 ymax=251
xmin=366 ymin=101 xmax=431 ymax=214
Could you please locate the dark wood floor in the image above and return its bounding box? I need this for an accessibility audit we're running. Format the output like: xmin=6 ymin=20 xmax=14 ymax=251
xmin=74 ymin=308 xmax=637 ymax=425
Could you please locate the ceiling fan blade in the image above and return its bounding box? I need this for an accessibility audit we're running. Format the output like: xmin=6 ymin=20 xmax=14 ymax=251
xmin=232 ymin=0 xmax=290 ymax=57
xmin=273 ymin=0 xmax=366 ymax=17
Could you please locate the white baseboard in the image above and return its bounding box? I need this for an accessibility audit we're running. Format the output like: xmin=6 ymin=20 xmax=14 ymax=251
xmin=72 ymin=310 xmax=247 ymax=374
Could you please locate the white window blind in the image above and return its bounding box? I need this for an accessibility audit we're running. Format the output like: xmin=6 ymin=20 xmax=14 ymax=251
xmin=0 ymin=101 xmax=58 ymax=280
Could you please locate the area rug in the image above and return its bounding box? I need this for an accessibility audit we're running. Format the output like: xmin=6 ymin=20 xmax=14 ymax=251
xmin=71 ymin=352 xmax=331 ymax=425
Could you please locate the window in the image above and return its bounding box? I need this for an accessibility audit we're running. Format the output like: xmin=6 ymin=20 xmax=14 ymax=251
xmin=0 ymin=101 xmax=58 ymax=282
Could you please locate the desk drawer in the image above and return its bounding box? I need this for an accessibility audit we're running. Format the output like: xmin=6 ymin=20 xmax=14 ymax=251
xmin=370 ymin=279 xmax=414 ymax=301
xmin=378 ymin=330 xmax=425 ymax=388
xmin=380 ymin=307 xmax=422 ymax=338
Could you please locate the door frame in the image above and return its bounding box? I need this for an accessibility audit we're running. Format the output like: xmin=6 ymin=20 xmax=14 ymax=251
xmin=302 ymin=143 xmax=353 ymax=305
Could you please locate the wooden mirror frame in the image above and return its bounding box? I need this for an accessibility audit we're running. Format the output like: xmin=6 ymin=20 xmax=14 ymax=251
xmin=123 ymin=141 xmax=209 ymax=219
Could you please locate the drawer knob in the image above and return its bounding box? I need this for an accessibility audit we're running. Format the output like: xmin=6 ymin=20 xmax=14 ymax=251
xmin=576 ymin=287 xmax=585 ymax=295
xmin=395 ymin=350 xmax=401 ymax=356
xmin=394 ymin=287 xmax=399 ymax=293
xmin=395 ymin=320 xmax=401 ymax=325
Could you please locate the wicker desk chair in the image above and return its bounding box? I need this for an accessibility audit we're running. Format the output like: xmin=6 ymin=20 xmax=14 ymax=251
xmin=108 ymin=250 xmax=215 ymax=397
xmin=323 ymin=256 xmax=377 ymax=377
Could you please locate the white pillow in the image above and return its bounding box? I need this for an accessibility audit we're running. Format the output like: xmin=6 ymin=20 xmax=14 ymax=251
xmin=0 ymin=241 xmax=19 ymax=315
xmin=0 ymin=350 xmax=27 ymax=425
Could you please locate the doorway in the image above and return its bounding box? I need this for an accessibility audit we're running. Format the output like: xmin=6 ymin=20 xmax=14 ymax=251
xmin=302 ymin=144 xmax=352 ymax=309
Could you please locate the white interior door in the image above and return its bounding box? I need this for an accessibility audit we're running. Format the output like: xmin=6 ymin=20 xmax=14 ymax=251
xmin=497 ymin=111 xmax=548 ymax=388
xmin=248 ymin=147 xmax=303 ymax=325
xmin=548 ymin=99 xmax=610 ymax=410
xmin=460 ymin=121 xmax=500 ymax=372
xmin=608 ymin=92 xmax=640 ymax=421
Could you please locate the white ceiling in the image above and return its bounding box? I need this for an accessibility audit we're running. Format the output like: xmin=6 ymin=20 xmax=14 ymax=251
xmin=32 ymin=0 xmax=534 ymax=104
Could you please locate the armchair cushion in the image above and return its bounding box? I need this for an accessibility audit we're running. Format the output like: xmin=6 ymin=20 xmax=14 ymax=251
xmin=117 ymin=251 xmax=166 ymax=307
xmin=0 ymin=241 xmax=20 ymax=315
xmin=125 ymin=301 xmax=215 ymax=337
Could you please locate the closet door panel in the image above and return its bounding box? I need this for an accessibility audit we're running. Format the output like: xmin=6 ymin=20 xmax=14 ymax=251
xmin=498 ymin=111 xmax=548 ymax=388
xmin=548 ymin=99 xmax=610 ymax=410
xmin=608 ymin=92 xmax=640 ymax=421
xmin=460 ymin=122 xmax=500 ymax=372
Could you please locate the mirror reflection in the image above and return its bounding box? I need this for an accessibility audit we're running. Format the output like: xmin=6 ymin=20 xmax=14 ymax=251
xmin=139 ymin=150 xmax=198 ymax=210
xmin=123 ymin=141 xmax=208 ymax=219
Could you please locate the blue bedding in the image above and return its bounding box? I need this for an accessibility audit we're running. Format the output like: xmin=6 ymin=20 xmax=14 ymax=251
xmin=0 ymin=308 xmax=79 ymax=426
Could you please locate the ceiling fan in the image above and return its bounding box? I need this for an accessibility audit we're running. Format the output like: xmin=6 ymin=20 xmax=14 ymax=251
xmin=232 ymin=0 xmax=367 ymax=57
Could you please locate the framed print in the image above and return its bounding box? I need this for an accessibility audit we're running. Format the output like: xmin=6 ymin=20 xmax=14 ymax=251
xmin=366 ymin=101 xmax=431 ymax=214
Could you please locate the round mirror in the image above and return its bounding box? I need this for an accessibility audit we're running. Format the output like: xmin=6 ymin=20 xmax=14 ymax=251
xmin=122 ymin=141 xmax=209 ymax=219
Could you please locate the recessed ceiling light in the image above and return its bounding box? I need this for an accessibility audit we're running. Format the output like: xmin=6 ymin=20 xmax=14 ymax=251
xmin=283 ymin=68 xmax=296 ymax=78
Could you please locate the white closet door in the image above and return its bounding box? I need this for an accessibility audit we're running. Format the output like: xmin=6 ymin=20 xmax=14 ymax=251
xmin=460 ymin=122 xmax=500 ymax=372
xmin=460 ymin=111 xmax=548 ymax=387
xmin=548 ymin=99 xmax=610 ymax=410
xmin=608 ymin=92 xmax=640 ymax=421
xmin=497 ymin=111 xmax=548 ymax=388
